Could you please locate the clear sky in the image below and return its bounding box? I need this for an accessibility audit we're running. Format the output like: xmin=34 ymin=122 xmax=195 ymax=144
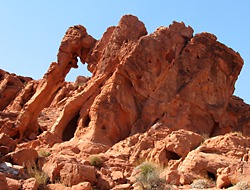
xmin=0 ymin=1 xmax=249 ymax=103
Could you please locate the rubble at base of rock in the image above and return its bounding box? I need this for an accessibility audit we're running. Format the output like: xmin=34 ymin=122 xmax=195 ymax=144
xmin=0 ymin=14 xmax=250 ymax=189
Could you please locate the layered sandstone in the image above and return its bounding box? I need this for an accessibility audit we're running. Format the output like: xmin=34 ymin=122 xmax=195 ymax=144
xmin=0 ymin=15 xmax=249 ymax=189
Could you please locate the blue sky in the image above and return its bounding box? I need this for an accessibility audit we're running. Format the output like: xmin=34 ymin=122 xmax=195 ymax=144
xmin=0 ymin=1 xmax=249 ymax=103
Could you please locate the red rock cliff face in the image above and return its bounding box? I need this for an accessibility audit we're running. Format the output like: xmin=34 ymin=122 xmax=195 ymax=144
xmin=0 ymin=15 xmax=250 ymax=189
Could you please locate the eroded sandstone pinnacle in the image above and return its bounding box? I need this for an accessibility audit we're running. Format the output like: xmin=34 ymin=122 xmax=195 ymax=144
xmin=0 ymin=14 xmax=249 ymax=189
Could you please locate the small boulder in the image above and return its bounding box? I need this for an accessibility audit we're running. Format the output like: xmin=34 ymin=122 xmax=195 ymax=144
xmin=60 ymin=162 xmax=96 ymax=186
xmin=165 ymin=129 xmax=203 ymax=157
xmin=6 ymin=177 xmax=21 ymax=190
xmin=0 ymin=133 xmax=16 ymax=152
xmin=11 ymin=148 xmax=38 ymax=166
xmin=43 ymin=156 xmax=97 ymax=187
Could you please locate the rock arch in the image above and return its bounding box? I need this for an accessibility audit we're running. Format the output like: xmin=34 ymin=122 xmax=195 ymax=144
xmin=15 ymin=25 xmax=96 ymax=141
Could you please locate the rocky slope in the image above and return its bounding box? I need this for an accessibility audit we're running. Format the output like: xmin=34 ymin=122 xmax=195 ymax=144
xmin=0 ymin=15 xmax=250 ymax=189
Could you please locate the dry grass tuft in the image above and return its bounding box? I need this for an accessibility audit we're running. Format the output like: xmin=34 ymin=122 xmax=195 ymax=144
xmin=135 ymin=161 xmax=165 ymax=189
xmin=26 ymin=162 xmax=49 ymax=186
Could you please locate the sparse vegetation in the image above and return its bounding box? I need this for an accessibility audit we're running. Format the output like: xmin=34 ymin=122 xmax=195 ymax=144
xmin=190 ymin=178 xmax=215 ymax=189
xmin=135 ymin=161 xmax=165 ymax=189
xmin=88 ymin=155 xmax=103 ymax=168
xmin=26 ymin=162 xmax=49 ymax=186
xmin=38 ymin=149 xmax=51 ymax=158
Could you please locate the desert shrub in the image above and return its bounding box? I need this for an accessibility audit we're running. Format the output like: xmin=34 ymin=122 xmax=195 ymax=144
xmin=38 ymin=149 xmax=51 ymax=158
xmin=88 ymin=155 xmax=103 ymax=168
xmin=235 ymin=181 xmax=250 ymax=190
xmin=135 ymin=161 xmax=165 ymax=189
xmin=26 ymin=162 xmax=49 ymax=186
xmin=190 ymin=178 xmax=214 ymax=189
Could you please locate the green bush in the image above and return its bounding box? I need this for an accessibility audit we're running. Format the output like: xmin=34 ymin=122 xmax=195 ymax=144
xmin=88 ymin=155 xmax=103 ymax=168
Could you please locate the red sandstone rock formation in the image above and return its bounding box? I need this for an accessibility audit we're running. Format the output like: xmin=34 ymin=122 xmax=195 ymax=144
xmin=0 ymin=14 xmax=250 ymax=189
xmin=13 ymin=25 xmax=95 ymax=142
xmin=0 ymin=69 xmax=32 ymax=111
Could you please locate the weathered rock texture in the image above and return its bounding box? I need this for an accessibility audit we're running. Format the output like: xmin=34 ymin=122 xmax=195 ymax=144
xmin=0 ymin=14 xmax=250 ymax=189
xmin=0 ymin=69 xmax=32 ymax=112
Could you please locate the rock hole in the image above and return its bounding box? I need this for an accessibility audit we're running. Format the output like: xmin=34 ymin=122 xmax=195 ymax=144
xmin=62 ymin=112 xmax=80 ymax=141
xmin=83 ymin=114 xmax=90 ymax=127
xmin=207 ymin=171 xmax=216 ymax=181
xmin=210 ymin=121 xmax=220 ymax=137
xmin=166 ymin=150 xmax=181 ymax=160
xmin=0 ymin=73 xmax=3 ymax=80
xmin=38 ymin=127 xmax=44 ymax=134
xmin=101 ymin=125 xmax=106 ymax=132
xmin=66 ymin=58 xmax=92 ymax=82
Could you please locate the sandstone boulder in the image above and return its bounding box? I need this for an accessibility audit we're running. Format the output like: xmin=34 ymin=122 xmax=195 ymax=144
xmin=6 ymin=177 xmax=21 ymax=190
xmin=165 ymin=129 xmax=203 ymax=157
xmin=11 ymin=148 xmax=38 ymax=166
xmin=42 ymin=155 xmax=96 ymax=187
xmin=60 ymin=162 xmax=96 ymax=186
